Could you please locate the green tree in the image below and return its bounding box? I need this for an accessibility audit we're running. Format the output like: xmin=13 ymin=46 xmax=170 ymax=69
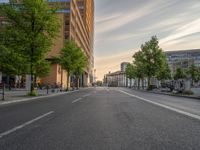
xmin=125 ymin=63 xmax=136 ymax=88
xmin=59 ymin=41 xmax=88 ymax=91
xmin=139 ymin=36 xmax=166 ymax=88
xmin=73 ymin=48 xmax=88 ymax=89
xmin=0 ymin=0 xmax=60 ymax=94
xmin=156 ymin=55 xmax=172 ymax=81
xmin=187 ymin=64 xmax=200 ymax=85
xmin=0 ymin=45 xmax=28 ymax=76
xmin=174 ymin=67 xmax=186 ymax=80
xmin=133 ymin=51 xmax=145 ymax=89
xmin=34 ymin=59 xmax=50 ymax=78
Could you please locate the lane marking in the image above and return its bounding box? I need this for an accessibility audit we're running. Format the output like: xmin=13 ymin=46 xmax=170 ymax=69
xmin=82 ymin=94 xmax=91 ymax=98
xmin=118 ymin=90 xmax=200 ymax=121
xmin=0 ymin=111 xmax=54 ymax=139
xmin=72 ymin=98 xmax=82 ymax=104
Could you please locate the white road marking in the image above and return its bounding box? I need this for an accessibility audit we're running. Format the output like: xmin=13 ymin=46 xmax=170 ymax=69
xmin=0 ymin=111 xmax=54 ymax=139
xmin=82 ymin=94 xmax=91 ymax=97
xmin=119 ymin=90 xmax=200 ymax=121
xmin=72 ymin=98 xmax=82 ymax=103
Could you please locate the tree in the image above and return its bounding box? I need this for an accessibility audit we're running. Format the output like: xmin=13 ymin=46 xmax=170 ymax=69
xmin=139 ymin=36 xmax=166 ymax=88
xmin=73 ymin=48 xmax=88 ymax=89
xmin=187 ymin=64 xmax=200 ymax=85
xmin=33 ymin=59 xmax=50 ymax=78
xmin=174 ymin=67 xmax=186 ymax=80
xmin=59 ymin=40 xmax=88 ymax=90
xmin=156 ymin=55 xmax=172 ymax=81
xmin=0 ymin=0 xmax=60 ymax=94
xmin=133 ymin=51 xmax=145 ymax=89
xmin=0 ymin=45 xmax=29 ymax=76
xmin=125 ymin=63 xmax=136 ymax=88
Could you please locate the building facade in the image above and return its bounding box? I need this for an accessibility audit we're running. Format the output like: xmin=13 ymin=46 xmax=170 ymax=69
xmin=0 ymin=0 xmax=94 ymax=88
xmin=104 ymin=62 xmax=129 ymax=87
xmin=43 ymin=0 xmax=94 ymax=88
xmin=104 ymin=71 xmax=127 ymax=87
xmin=121 ymin=62 xmax=129 ymax=72
xmin=165 ymin=49 xmax=200 ymax=74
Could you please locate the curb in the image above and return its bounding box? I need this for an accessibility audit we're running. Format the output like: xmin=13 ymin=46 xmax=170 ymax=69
xmin=125 ymin=88 xmax=200 ymax=100
xmin=150 ymin=91 xmax=200 ymax=100
xmin=0 ymin=90 xmax=80 ymax=106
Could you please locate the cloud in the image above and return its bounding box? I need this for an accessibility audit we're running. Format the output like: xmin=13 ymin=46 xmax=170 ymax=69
xmin=95 ymin=51 xmax=135 ymax=80
xmin=95 ymin=0 xmax=177 ymax=34
xmin=94 ymin=0 xmax=200 ymax=80
xmin=160 ymin=18 xmax=200 ymax=44
xmin=95 ymin=13 xmax=122 ymax=23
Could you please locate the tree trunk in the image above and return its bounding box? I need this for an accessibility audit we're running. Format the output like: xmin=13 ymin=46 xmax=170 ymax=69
xmin=126 ymin=78 xmax=128 ymax=88
xmin=67 ymin=70 xmax=70 ymax=91
xmin=138 ymin=78 xmax=140 ymax=89
xmin=147 ymin=76 xmax=151 ymax=89
xmin=142 ymin=78 xmax=144 ymax=89
xmin=76 ymin=76 xmax=80 ymax=90
xmin=30 ymin=60 xmax=34 ymax=93
xmin=130 ymin=79 xmax=132 ymax=88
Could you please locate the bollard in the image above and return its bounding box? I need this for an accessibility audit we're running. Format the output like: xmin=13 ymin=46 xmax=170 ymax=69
xmin=2 ymin=83 xmax=5 ymax=101
xmin=47 ymin=85 xmax=49 ymax=95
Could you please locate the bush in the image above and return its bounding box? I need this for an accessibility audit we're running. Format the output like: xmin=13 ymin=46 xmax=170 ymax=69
xmin=27 ymin=91 xmax=38 ymax=96
xmin=182 ymin=90 xmax=194 ymax=95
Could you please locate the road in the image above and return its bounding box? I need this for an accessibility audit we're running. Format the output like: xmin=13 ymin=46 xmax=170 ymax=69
xmin=0 ymin=87 xmax=200 ymax=150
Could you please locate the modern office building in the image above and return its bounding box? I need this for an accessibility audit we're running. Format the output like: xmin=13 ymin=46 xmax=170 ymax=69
xmin=0 ymin=0 xmax=94 ymax=88
xmin=165 ymin=49 xmax=200 ymax=74
xmin=42 ymin=0 xmax=94 ymax=88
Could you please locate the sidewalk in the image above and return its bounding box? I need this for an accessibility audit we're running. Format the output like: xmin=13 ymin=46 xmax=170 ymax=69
xmin=0 ymin=88 xmax=82 ymax=105
xmin=127 ymin=87 xmax=200 ymax=100
xmin=150 ymin=89 xmax=200 ymax=100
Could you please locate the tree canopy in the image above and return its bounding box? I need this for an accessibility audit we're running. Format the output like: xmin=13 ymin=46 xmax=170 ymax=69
xmin=58 ymin=40 xmax=88 ymax=90
xmin=0 ymin=0 xmax=60 ymax=93
xmin=132 ymin=36 xmax=169 ymax=88
xmin=187 ymin=64 xmax=200 ymax=82
xmin=174 ymin=67 xmax=186 ymax=80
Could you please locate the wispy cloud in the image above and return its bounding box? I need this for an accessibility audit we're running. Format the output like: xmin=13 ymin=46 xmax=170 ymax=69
xmin=95 ymin=0 xmax=176 ymax=34
xmin=94 ymin=0 xmax=200 ymax=80
xmin=160 ymin=18 xmax=200 ymax=44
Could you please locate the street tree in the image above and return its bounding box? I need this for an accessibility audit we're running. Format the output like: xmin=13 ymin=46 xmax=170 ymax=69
xmin=187 ymin=64 xmax=200 ymax=85
xmin=133 ymin=51 xmax=145 ymax=89
xmin=0 ymin=45 xmax=29 ymax=77
xmin=139 ymin=36 xmax=166 ymax=89
xmin=0 ymin=0 xmax=60 ymax=94
xmin=156 ymin=55 xmax=172 ymax=81
xmin=73 ymin=48 xmax=88 ymax=89
xmin=59 ymin=40 xmax=87 ymax=91
xmin=174 ymin=67 xmax=186 ymax=80
xmin=125 ymin=63 xmax=136 ymax=88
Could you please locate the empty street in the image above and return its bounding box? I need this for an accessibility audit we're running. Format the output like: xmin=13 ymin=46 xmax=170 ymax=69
xmin=0 ymin=87 xmax=200 ymax=150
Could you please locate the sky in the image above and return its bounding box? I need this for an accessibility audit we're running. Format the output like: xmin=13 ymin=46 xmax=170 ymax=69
xmin=94 ymin=0 xmax=200 ymax=80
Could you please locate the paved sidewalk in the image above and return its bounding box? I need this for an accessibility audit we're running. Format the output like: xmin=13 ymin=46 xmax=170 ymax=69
xmin=0 ymin=88 xmax=83 ymax=105
xmin=125 ymin=87 xmax=200 ymax=100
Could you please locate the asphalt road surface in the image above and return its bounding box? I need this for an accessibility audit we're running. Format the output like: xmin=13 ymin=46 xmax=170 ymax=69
xmin=0 ymin=87 xmax=200 ymax=150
